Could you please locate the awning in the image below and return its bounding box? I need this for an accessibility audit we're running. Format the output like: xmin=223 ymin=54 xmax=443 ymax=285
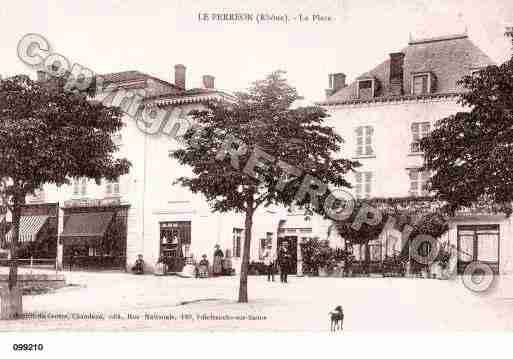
xmin=61 ymin=212 xmax=114 ymax=246
xmin=6 ymin=215 xmax=49 ymax=243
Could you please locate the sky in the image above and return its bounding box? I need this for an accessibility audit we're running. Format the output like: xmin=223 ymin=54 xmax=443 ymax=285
xmin=1 ymin=0 xmax=512 ymax=102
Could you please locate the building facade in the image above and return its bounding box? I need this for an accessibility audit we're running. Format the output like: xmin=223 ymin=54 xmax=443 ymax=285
xmin=8 ymin=65 xmax=325 ymax=274
xmin=320 ymin=33 xmax=513 ymax=274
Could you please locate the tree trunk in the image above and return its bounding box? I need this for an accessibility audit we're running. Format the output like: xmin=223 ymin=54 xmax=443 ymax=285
xmin=238 ymin=205 xmax=254 ymax=303
xmin=2 ymin=194 xmax=23 ymax=320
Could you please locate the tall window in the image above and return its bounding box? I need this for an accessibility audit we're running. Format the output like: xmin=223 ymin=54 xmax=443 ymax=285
xmin=408 ymin=169 xmax=429 ymax=197
xmin=412 ymin=74 xmax=430 ymax=95
xmin=355 ymin=171 xmax=372 ymax=199
xmin=232 ymin=228 xmax=243 ymax=258
xmin=106 ymin=178 xmax=120 ymax=197
xmin=73 ymin=178 xmax=87 ymax=197
xmin=355 ymin=126 xmax=374 ymax=156
xmin=411 ymin=122 xmax=430 ymax=153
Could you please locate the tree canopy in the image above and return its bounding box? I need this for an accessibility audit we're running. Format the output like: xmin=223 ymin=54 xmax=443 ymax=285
xmin=0 ymin=75 xmax=130 ymax=202
xmin=172 ymin=71 xmax=359 ymax=302
xmin=0 ymin=74 xmax=130 ymax=299
xmin=421 ymin=50 xmax=513 ymax=210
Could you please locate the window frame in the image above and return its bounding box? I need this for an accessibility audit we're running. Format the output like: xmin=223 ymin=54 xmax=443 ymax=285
xmin=355 ymin=171 xmax=373 ymax=199
xmin=411 ymin=72 xmax=432 ymax=95
xmin=356 ymin=78 xmax=375 ymax=99
xmin=105 ymin=178 xmax=120 ymax=197
xmin=408 ymin=168 xmax=430 ymax=197
xmin=232 ymin=228 xmax=243 ymax=258
xmin=355 ymin=125 xmax=374 ymax=157
xmin=410 ymin=121 xmax=431 ymax=153
xmin=457 ymin=225 xmax=500 ymax=274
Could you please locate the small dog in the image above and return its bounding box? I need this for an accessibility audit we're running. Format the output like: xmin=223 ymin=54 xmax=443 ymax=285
xmin=329 ymin=305 xmax=344 ymax=331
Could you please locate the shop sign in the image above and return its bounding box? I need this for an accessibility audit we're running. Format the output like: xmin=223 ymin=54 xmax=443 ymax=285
xmin=64 ymin=198 xmax=121 ymax=208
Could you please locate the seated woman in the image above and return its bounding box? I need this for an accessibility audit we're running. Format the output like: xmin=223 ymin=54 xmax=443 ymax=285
xmin=197 ymin=254 xmax=209 ymax=278
xmin=155 ymin=255 xmax=166 ymax=275
xmin=132 ymin=254 xmax=144 ymax=274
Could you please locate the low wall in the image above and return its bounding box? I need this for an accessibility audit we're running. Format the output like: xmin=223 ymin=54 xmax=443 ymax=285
xmin=0 ymin=274 xmax=66 ymax=292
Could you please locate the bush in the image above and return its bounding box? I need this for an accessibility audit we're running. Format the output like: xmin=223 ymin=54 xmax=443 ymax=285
xmin=300 ymin=239 xmax=348 ymax=275
xmin=248 ymin=261 xmax=267 ymax=275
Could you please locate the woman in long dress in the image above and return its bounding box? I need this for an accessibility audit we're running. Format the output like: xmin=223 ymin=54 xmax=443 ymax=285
xmin=212 ymin=245 xmax=224 ymax=276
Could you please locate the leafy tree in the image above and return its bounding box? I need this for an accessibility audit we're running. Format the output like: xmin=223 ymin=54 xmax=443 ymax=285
xmin=0 ymin=74 xmax=130 ymax=318
xmin=421 ymin=40 xmax=513 ymax=210
xmin=172 ymin=71 xmax=358 ymax=302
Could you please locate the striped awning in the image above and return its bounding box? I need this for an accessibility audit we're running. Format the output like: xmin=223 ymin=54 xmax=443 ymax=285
xmin=6 ymin=215 xmax=49 ymax=243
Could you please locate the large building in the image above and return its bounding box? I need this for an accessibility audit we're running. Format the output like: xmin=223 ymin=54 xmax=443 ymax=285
xmin=320 ymin=33 xmax=513 ymax=275
xmin=3 ymin=66 xmax=325 ymax=274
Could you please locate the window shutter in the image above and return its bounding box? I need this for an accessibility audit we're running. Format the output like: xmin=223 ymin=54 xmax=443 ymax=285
xmin=421 ymin=122 xmax=430 ymax=137
xmin=411 ymin=123 xmax=420 ymax=141
xmin=364 ymin=126 xmax=373 ymax=155
xmin=364 ymin=172 xmax=372 ymax=197
xmin=356 ymin=127 xmax=363 ymax=155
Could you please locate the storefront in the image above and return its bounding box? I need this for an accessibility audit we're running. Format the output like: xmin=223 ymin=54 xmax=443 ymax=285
xmin=60 ymin=199 xmax=129 ymax=270
xmin=159 ymin=221 xmax=191 ymax=273
xmin=4 ymin=203 xmax=58 ymax=259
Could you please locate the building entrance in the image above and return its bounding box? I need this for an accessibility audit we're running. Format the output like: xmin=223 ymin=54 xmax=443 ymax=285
xmin=159 ymin=221 xmax=191 ymax=273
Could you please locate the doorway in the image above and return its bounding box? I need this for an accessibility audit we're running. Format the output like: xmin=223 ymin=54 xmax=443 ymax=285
xmin=159 ymin=221 xmax=191 ymax=273
xmin=457 ymin=224 xmax=499 ymax=274
xmin=278 ymin=236 xmax=298 ymax=274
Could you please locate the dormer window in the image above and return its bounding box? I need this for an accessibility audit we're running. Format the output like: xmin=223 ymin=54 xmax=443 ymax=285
xmin=357 ymin=78 xmax=375 ymax=99
xmin=411 ymin=72 xmax=433 ymax=95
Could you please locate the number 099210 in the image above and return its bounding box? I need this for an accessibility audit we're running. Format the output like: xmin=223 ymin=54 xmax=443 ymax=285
xmin=12 ymin=344 xmax=44 ymax=351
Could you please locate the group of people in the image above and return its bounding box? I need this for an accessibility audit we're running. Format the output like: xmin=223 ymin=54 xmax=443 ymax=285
xmin=196 ymin=244 xmax=226 ymax=278
xmin=262 ymin=242 xmax=292 ymax=283
xmin=132 ymin=242 xmax=293 ymax=281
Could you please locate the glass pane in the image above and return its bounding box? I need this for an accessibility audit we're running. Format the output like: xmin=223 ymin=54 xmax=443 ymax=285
xmin=355 ymin=127 xmax=363 ymax=136
xmin=477 ymin=234 xmax=499 ymax=262
xmin=459 ymin=230 xmax=475 ymax=236
xmin=458 ymin=235 xmax=474 ymax=261
xmin=370 ymin=245 xmax=381 ymax=261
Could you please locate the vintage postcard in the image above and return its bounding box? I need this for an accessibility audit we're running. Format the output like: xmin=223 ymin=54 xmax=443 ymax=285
xmin=1 ymin=0 xmax=513 ymax=345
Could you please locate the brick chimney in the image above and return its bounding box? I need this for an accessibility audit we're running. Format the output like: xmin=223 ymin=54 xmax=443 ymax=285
xmin=389 ymin=52 xmax=405 ymax=96
xmin=174 ymin=64 xmax=186 ymax=89
xmin=202 ymin=75 xmax=215 ymax=89
xmin=325 ymin=72 xmax=346 ymax=98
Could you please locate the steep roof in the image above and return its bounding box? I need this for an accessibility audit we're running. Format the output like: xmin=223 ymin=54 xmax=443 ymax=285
xmin=98 ymin=70 xmax=235 ymax=106
xmin=323 ymin=33 xmax=495 ymax=105
xmin=99 ymin=70 xmax=182 ymax=97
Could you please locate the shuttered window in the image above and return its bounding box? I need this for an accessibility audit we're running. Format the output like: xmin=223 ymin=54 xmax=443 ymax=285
xmin=408 ymin=169 xmax=430 ymax=196
xmin=355 ymin=171 xmax=373 ymax=199
xmin=410 ymin=122 xmax=430 ymax=153
xmin=355 ymin=126 xmax=374 ymax=156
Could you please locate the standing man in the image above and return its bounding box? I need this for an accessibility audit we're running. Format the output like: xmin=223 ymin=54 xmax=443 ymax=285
xmin=262 ymin=243 xmax=275 ymax=282
xmin=278 ymin=242 xmax=291 ymax=283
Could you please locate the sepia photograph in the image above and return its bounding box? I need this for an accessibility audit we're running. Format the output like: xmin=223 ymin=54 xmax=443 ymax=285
xmin=1 ymin=0 xmax=513 ymax=356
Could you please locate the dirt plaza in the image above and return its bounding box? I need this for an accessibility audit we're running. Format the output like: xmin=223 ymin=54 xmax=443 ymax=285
xmin=2 ymin=269 xmax=513 ymax=331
